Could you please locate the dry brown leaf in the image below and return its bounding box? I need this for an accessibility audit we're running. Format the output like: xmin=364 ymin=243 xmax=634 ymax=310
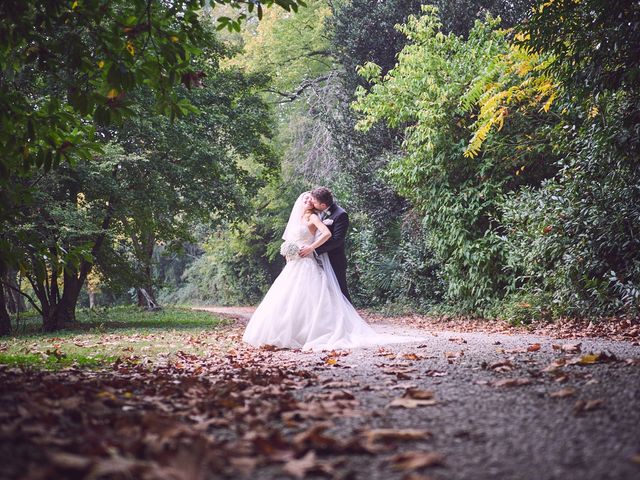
xmin=282 ymin=451 xmax=322 ymax=479
xmin=490 ymin=378 xmax=532 ymax=388
xmin=444 ymin=351 xmax=464 ymax=358
xmin=549 ymin=387 xmax=577 ymax=398
xmin=321 ymin=380 xmax=358 ymax=389
xmin=326 ymin=349 xmax=350 ymax=358
xmin=402 ymin=353 xmax=424 ymax=361
xmin=229 ymin=457 xmax=259 ymax=476
xmin=573 ymin=398 xmax=605 ymax=414
xmin=362 ymin=428 xmax=432 ymax=445
xmin=292 ymin=423 xmax=339 ymax=453
xmin=489 ymin=360 xmax=514 ymax=371
xmin=527 ymin=343 xmax=542 ymax=352
xmin=388 ymin=451 xmax=445 ymax=471
xmin=87 ymin=456 xmax=142 ymax=479
xmin=48 ymin=452 xmax=93 ymax=471
xmin=375 ymin=348 xmax=397 ymax=360
xmin=388 ymin=397 xmax=438 ymax=408
xmin=542 ymin=359 xmax=566 ymax=373
xmin=403 ymin=388 xmax=435 ymax=400
xmin=561 ymin=343 xmax=582 ymax=353
xmin=402 ymin=474 xmax=437 ymax=480
xmin=553 ymin=373 xmax=570 ymax=383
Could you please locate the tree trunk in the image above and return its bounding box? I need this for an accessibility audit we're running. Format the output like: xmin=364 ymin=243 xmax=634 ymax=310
xmin=3 ymin=268 xmax=26 ymax=314
xmin=88 ymin=289 xmax=96 ymax=309
xmin=0 ymin=260 xmax=11 ymax=335
xmin=39 ymin=186 xmax=116 ymax=332
xmin=0 ymin=280 xmax=11 ymax=336
xmin=137 ymin=287 xmax=160 ymax=310
xmin=42 ymin=269 xmax=83 ymax=332
xmin=135 ymin=231 xmax=161 ymax=311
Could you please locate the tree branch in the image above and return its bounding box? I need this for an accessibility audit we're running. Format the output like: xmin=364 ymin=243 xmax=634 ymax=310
xmin=267 ymin=74 xmax=333 ymax=104
xmin=1 ymin=280 xmax=43 ymax=315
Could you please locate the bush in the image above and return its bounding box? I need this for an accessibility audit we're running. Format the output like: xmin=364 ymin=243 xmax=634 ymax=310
xmin=501 ymin=95 xmax=640 ymax=317
xmin=349 ymin=210 xmax=443 ymax=311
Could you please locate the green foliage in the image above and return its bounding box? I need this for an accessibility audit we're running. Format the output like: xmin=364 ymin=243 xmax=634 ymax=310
xmin=520 ymin=0 xmax=640 ymax=97
xmin=163 ymin=181 xmax=305 ymax=305
xmin=349 ymin=212 xmax=443 ymax=311
xmin=0 ymin=1 xmax=208 ymax=214
xmin=353 ymin=8 xmax=521 ymax=312
xmin=232 ymin=0 xmax=333 ymax=94
xmin=430 ymin=0 xmax=532 ymax=35
xmin=0 ymin=0 xmax=309 ymax=331
xmin=501 ymin=95 xmax=640 ymax=317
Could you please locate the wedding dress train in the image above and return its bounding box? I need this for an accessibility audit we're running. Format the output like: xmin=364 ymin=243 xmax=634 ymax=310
xmin=242 ymin=224 xmax=414 ymax=351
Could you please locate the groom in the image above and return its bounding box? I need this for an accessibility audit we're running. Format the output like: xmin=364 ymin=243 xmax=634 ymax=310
xmin=299 ymin=187 xmax=352 ymax=302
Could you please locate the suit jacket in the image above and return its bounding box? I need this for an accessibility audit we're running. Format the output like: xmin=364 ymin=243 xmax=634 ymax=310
xmin=315 ymin=203 xmax=348 ymax=271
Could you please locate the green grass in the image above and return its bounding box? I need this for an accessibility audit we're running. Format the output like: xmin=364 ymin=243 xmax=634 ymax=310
xmin=0 ymin=306 xmax=232 ymax=370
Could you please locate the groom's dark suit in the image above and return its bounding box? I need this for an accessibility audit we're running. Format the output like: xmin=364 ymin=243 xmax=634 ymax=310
xmin=315 ymin=203 xmax=351 ymax=302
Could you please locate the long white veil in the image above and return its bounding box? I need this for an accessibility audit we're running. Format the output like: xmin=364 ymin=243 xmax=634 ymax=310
xmin=282 ymin=192 xmax=309 ymax=243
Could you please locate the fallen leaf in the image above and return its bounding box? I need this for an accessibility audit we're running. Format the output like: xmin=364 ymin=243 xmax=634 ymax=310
xmin=561 ymin=343 xmax=582 ymax=353
xmin=549 ymin=388 xmax=577 ymax=398
xmin=282 ymin=451 xmax=322 ymax=479
xmin=292 ymin=423 xmax=339 ymax=453
xmin=48 ymin=452 xmax=92 ymax=471
xmin=260 ymin=344 xmax=280 ymax=351
xmin=573 ymin=398 xmax=605 ymax=414
xmin=402 ymin=353 xmax=424 ymax=361
xmin=321 ymin=380 xmax=358 ymax=389
xmin=326 ymin=350 xmax=350 ymax=357
xmin=503 ymin=348 xmax=527 ymax=354
xmin=402 ymin=475 xmax=437 ymax=480
xmin=361 ymin=428 xmax=432 ymax=445
xmin=542 ymin=359 xmax=566 ymax=373
xmin=490 ymin=378 xmax=532 ymax=388
xmin=229 ymin=457 xmax=259 ymax=476
xmin=88 ymin=456 xmax=142 ymax=478
xmin=403 ymin=388 xmax=434 ymax=400
xmin=527 ymin=343 xmax=541 ymax=352
xmin=489 ymin=360 xmax=514 ymax=372
xmin=388 ymin=397 xmax=438 ymax=408
xmin=388 ymin=451 xmax=445 ymax=471
xmin=553 ymin=373 xmax=570 ymax=383
xmin=575 ymin=353 xmax=600 ymax=365
xmin=444 ymin=351 xmax=464 ymax=363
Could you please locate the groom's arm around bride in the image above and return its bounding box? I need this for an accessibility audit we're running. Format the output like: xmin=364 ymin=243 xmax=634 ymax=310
xmin=303 ymin=186 xmax=352 ymax=302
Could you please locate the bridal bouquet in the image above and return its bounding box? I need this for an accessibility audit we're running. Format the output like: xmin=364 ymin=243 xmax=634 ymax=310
xmin=280 ymin=241 xmax=300 ymax=261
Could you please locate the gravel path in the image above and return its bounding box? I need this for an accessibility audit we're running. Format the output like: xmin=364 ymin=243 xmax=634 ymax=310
xmin=195 ymin=306 xmax=640 ymax=480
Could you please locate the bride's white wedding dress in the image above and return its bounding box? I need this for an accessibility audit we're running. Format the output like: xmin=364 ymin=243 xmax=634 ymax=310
xmin=242 ymin=222 xmax=414 ymax=351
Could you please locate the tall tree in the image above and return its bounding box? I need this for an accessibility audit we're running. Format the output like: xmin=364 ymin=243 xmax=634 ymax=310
xmin=0 ymin=0 xmax=305 ymax=333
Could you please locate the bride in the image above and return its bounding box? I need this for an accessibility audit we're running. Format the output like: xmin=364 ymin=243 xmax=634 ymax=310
xmin=242 ymin=191 xmax=413 ymax=351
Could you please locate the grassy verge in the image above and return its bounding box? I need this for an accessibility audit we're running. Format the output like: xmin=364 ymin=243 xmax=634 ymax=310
xmin=0 ymin=306 xmax=232 ymax=370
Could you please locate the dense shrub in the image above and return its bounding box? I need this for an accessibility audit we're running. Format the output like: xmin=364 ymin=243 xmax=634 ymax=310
xmin=501 ymin=96 xmax=640 ymax=318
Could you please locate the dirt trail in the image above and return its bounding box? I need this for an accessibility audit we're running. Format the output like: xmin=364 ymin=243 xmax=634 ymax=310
xmin=193 ymin=305 xmax=640 ymax=480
